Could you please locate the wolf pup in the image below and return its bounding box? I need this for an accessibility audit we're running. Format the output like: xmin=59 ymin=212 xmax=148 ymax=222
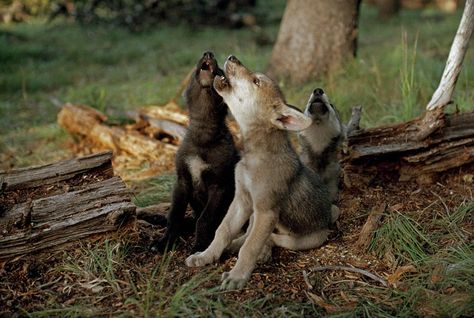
xmin=185 ymin=56 xmax=339 ymax=290
xmin=299 ymin=88 xmax=345 ymax=202
xmin=150 ymin=52 xmax=239 ymax=253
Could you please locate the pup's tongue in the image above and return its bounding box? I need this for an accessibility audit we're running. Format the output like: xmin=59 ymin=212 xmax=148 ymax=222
xmin=201 ymin=60 xmax=214 ymax=73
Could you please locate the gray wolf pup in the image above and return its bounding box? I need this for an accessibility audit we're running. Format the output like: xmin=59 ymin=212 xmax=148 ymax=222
xmin=299 ymin=88 xmax=345 ymax=202
xmin=185 ymin=55 xmax=339 ymax=290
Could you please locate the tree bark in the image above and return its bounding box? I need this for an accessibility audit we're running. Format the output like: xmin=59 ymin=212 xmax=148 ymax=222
xmin=376 ymin=0 xmax=401 ymax=19
xmin=0 ymin=152 xmax=136 ymax=260
xmin=267 ymin=0 xmax=361 ymax=83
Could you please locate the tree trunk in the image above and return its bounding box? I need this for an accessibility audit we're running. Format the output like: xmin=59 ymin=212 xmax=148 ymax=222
xmin=267 ymin=0 xmax=361 ymax=83
xmin=376 ymin=0 xmax=401 ymax=19
xmin=0 ymin=152 xmax=136 ymax=260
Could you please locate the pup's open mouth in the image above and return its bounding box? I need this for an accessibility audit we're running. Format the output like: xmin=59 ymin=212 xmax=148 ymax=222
xmin=200 ymin=60 xmax=215 ymax=74
xmin=213 ymin=73 xmax=230 ymax=91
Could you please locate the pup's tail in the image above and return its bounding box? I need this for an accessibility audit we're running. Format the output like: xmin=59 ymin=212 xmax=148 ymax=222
xmin=331 ymin=205 xmax=340 ymax=223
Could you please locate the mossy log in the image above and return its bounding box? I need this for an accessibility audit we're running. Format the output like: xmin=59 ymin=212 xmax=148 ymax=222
xmin=0 ymin=152 xmax=136 ymax=260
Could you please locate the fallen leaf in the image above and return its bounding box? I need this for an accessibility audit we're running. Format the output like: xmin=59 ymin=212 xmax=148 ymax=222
xmin=430 ymin=263 xmax=446 ymax=284
xmin=387 ymin=265 xmax=417 ymax=286
xmin=389 ymin=203 xmax=404 ymax=212
xmin=462 ymin=174 xmax=473 ymax=183
xmin=307 ymin=292 xmax=339 ymax=313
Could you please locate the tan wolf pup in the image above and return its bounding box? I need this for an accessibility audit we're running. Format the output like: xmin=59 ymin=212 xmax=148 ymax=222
xmin=185 ymin=55 xmax=339 ymax=290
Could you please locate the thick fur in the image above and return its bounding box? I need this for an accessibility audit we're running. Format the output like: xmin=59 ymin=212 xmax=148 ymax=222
xmin=150 ymin=52 xmax=239 ymax=253
xmin=185 ymin=55 xmax=339 ymax=290
xmin=299 ymin=88 xmax=345 ymax=202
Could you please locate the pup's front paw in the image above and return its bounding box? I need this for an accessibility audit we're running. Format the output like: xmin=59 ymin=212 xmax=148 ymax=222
xmin=149 ymin=236 xmax=173 ymax=253
xmin=185 ymin=251 xmax=215 ymax=267
xmin=257 ymin=244 xmax=272 ymax=264
xmin=220 ymin=270 xmax=250 ymax=290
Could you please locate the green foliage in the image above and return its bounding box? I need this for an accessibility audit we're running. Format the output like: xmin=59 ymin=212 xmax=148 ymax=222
xmin=133 ymin=173 xmax=176 ymax=207
xmin=369 ymin=212 xmax=436 ymax=264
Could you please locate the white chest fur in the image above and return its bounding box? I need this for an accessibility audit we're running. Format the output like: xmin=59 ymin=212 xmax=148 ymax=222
xmin=186 ymin=156 xmax=210 ymax=184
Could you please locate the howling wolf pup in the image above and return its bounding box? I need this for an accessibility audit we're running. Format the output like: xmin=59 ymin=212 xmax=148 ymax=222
xmin=299 ymin=88 xmax=345 ymax=202
xmin=150 ymin=52 xmax=239 ymax=253
xmin=185 ymin=55 xmax=339 ymax=290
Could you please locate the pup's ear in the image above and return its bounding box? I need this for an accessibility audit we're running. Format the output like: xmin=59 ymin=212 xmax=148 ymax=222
xmin=271 ymin=104 xmax=312 ymax=131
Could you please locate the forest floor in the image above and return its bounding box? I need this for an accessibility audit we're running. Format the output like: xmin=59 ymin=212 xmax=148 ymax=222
xmin=1 ymin=2 xmax=473 ymax=317
xmin=1 ymin=162 xmax=473 ymax=317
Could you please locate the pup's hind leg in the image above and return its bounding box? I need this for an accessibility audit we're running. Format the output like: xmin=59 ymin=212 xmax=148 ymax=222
xmin=227 ymin=215 xmax=272 ymax=263
xmin=193 ymin=184 xmax=234 ymax=252
xmin=186 ymin=187 xmax=252 ymax=267
xmin=220 ymin=209 xmax=278 ymax=290
xmin=271 ymin=229 xmax=330 ymax=251
xmin=227 ymin=214 xmax=253 ymax=254
xmin=150 ymin=178 xmax=190 ymax=252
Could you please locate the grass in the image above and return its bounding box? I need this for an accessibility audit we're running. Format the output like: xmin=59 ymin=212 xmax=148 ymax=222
xmin=1 ymin=3 xmax=474 ymax=317
xmin=369 ymin=212 xmax=436 ymax=264
xmin=1 ymin=4 xmax=473 ymax=168
xmin=25 ymin=238 xmax=325 ymax=317
xmin=132 ymin=173 xmax=176 ymax=207
xmin=362 ymin=197 xmax=474 ymax=318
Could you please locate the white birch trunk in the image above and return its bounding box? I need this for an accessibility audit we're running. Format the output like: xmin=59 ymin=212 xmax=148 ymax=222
xmin=426 ymin=0 xmax=474 ymax=111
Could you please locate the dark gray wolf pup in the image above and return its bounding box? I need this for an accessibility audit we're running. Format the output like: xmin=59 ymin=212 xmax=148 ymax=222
xmin=150 ymin=52 xmax=239 ymax=253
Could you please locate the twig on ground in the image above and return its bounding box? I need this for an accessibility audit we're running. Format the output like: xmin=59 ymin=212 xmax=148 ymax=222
xmin=302 ymin=270 xmax=313 ymax=290
xmin=355 ymin=203 xmax=387 ymax=250
xmin=430 ymin=190 xmax=451 ymax=216
xmin=309 ymin=265 xmax=388 ymax=287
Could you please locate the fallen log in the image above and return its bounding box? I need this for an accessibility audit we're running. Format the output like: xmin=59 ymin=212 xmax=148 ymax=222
xmin=127 ymin=107 xmax=188 ymax=144
xmin=343 ymin=2 xmax=474 ymax=184
xmin=58 ymin=104 xmax=178 ymax=161
xmin=343 ymin=109 xmax=474 ymax=183
xmin=0 ymin=152 xmax=136 ymax=260
xmin=58 ymin=103 xmax=179 ymax=180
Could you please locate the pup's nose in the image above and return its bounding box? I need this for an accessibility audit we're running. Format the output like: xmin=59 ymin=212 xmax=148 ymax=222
xmin=203 ymin=51 xmax=214 ymax=59
xmin=313 ymin=88 xmax=324 ymax=96
xmin=228 ymin=55 xmax=239 ymax=63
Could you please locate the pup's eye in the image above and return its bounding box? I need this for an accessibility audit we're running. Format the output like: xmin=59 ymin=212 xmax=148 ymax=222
xmin=253 ymin=78 xmax=260 ymax=86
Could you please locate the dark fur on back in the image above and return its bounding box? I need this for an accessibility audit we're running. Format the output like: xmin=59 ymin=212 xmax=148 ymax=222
xmin=150 ymin=52 xmax=239 ymax=253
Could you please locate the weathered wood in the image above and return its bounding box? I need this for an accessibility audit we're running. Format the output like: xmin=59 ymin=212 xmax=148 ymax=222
xmin=426 ymin=0 xmax=474 ymax=111
xmin=343 ymin=109 xmax=474 ymax=181
xmin=355 ymin=204 xmax=386 ymax=250
xmin=127 ymin=110 xmax=188 ymax=144
xmin=0 ymin=151 xmax=113 ymax=191
xmin=346 ymin=106 xmax=363 ymax=134
xmin=0 ymin=153 xmax=136 ymax=260
xmin=414 ymin=1 xmax=473 ymax=140
xmin=137 ymin=105 xmax=189 ymax=126
xmin=58 ymin=103 xmax=177 ymax=161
